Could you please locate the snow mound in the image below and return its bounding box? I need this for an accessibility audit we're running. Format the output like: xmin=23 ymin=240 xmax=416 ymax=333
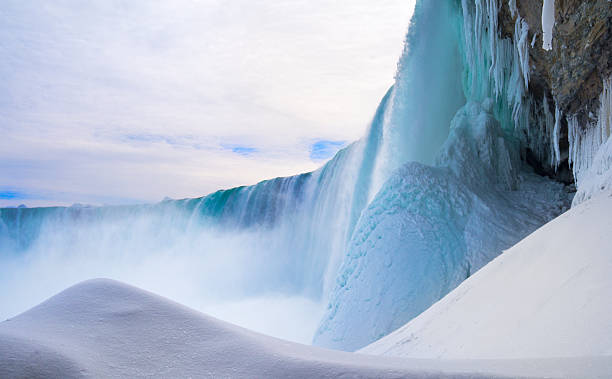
xmin=0 ymin=278 xmax=512 ymax=378
xmin=2 ymin=279 xmax=612 ymax=378
xmin=362 ymin=192 xmax=612 ymax=360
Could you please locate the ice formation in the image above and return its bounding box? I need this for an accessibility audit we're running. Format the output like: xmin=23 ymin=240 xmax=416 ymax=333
xmin=312 ymin=0 xmax=572 ymax=351
xmin=542 ymin=0 xmax=555 ymax=50
xmin=313 ymin=100 xmax=569 ymax=350
xmin=571 ymin=75 xmax=612 ymax=205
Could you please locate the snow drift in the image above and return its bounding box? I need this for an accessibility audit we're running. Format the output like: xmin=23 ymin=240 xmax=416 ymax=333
xmin=3 ymin=278 xmax=612 ymax=378
xmin=0 ymin=278 xmax=516 ymax=378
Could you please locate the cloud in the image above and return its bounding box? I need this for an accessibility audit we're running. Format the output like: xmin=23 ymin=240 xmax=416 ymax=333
xmin=0 ymin=0 xmax=416 ymax=206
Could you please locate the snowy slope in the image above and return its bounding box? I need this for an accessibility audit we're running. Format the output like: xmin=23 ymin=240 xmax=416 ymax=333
xmin=0 ymin=278 xmax=494 ymax=378
xmin=362 ymin=192 xmax=612 ymax=360
xmin=3 ymin=279 xmax=612 ymax=378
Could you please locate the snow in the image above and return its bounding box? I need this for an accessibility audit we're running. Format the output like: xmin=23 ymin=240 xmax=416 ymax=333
xmin=362 ymin=192 xmax=612 ymax=361
xmin=2 ymin=278 xmax=611 ymax=378
xmin=542 ymin=0 xmax=555 ymax=50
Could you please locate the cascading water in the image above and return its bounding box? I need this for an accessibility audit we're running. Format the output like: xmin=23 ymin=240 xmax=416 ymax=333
xmin=0 ymin=66 xmax=396 ymax=342
xmin=0 ymin=0 xmax=464 ymax=338
xmin=1 ymin=0 xmax=590 ymax=350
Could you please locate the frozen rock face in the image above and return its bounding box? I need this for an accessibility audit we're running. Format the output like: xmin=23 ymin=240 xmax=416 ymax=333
xmin=500 ymin=0 xmax=611 ymax=116
xmin=499 ymin=0 xmax=612 ymax=180
xmin=313 ymin=102 xmax=571 ymax=351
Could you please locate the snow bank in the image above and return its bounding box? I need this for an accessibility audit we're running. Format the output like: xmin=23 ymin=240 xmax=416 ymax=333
xmin=0 ymin=278 xmax=540 ymax=378
xmin=362 ymin=192 xmax=612 ymax=360
xmin=3 ymin=278 xmax=611 ymax=378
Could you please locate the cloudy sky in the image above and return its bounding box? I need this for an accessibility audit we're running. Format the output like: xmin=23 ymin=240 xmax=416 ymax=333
xmin=1 ymin=0 xmax=415 ymax=207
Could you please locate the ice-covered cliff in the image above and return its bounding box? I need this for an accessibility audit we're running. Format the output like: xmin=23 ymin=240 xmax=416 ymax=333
xmin=313 ymin=0 xmax=611 ymax=350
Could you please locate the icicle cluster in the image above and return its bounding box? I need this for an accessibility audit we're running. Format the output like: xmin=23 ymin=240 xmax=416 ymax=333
xmin=568 ymin=75 xmax=612 ymax=184
xmin=460 ymin=0 xmax=559 ymax=177
xmin=460 ymin=0 xmax=531 ymax=133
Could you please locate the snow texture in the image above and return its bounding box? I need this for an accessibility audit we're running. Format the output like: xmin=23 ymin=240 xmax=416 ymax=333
xmin=2 ymin=278 xmax=611 ymax=378
xmin=0 ymin=279 xmax=536 ymax=378
xmin=362 ymin=192 xmax=612 ymax=361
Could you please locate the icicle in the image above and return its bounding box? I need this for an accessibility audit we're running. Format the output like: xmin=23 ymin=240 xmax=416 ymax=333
xmin=599 ymin=75 xmax=612 ymax=142
xmin=487 ymin=0 xmax=499 ymax=79
xmin=551 ymin=105 xmax=561 ymax=169
xmin=508 ymin=0 xmax=517 ymax=18
xmin=542 ymin=0 xmax=555 ymax=50
xmin=567 ymin=75 xmax=612 ymax=185
xmin=572 ymin=75 xmax=612 ymax=205
xmin=567 ymin=114 xmax=578 ymax=175
xmin=514 ymin=17 xmax=530 ymax=90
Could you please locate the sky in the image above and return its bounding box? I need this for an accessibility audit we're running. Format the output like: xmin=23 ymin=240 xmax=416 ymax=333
xmin=0 ymin=0 xmax=416 ymax=207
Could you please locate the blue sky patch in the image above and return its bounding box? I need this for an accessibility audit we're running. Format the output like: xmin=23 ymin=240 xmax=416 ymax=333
xmin=221 ymin=144 xmax=258 ymax=156
xmin=310 ymin=140 xmax=346 ymax=161
xmin=0 ymin=190 xmax=26 ymax=200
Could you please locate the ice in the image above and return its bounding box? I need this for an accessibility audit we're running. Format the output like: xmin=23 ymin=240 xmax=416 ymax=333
xmin=569 ymin=75 xmax=612 ymax=205
xmin=542 ymin=0 xmax=555 ymax=50
xmin=314 ymin=101 xmax=570 ymax=351
xmin=313 ymin=0 xmax=573 ymax=351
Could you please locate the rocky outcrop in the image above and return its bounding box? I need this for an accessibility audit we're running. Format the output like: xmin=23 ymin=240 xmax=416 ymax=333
xmin=499 ymin=0 xmax=611 ymax=182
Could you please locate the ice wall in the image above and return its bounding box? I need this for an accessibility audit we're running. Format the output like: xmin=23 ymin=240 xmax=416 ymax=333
xmin=313 ymin=100 xmax=569 ymax=351
xmin=312 ymin=0 xmax=573 ymax=350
